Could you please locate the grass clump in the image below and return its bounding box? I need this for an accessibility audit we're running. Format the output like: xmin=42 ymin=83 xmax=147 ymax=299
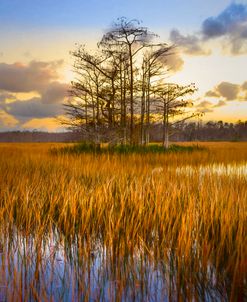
xmin=52 ymin=142 xmax=205 ymax=155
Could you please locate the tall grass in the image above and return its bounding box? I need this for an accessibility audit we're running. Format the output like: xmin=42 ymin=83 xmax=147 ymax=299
xmin=0 ymin=142 xmax=246 ymax=301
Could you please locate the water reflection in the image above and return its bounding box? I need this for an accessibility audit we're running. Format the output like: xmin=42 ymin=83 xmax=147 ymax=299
xmin=0 ymin=228 xmax=245 ymax=301
xmin=175 ymin=163 xmax=247 ymax=179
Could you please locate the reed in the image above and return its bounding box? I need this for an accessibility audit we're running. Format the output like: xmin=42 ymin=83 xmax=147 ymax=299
xmin=0 ymin=142 xmax=246 ymax=301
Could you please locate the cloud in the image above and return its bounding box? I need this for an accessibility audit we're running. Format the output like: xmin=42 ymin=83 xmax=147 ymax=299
xmin=216 ymin=82 xmax=239 ymax=100
xmin=202 ymin=3 xmax=247 ymax=38
xmin=0 ymin=87 xmax=67 ymax=130
xmin=0 ymin=110 xmax=19 ymax=127
xmin=165 ymin=52 xmax=184 ymax=73
xmin=205 ymin=81 xmax=247 ymax=101
xmin=168 ymin=3 xmax=247 ymax=56
xmin=0 ymin=92 xmax=15 ymax=104
xmin=213 ymin=100 xmax=226 ymax=107
xmin=195 ymin=100 xmax=214 ymax=114
xmin=3 ymin=97 xmax=63 ymax=119
xmin=195 ymin=98 xmax=227 ymax=113
xmin=41 ymin=82 xmax=70 ymax=104
xmin=22 ymin=117 xmax=63 ymax=132
xmin=0 ymin=59 xmax=69 ymax=126
xmin=214 ymin=100 xmax=226 ymax=108
xmin=202 ymin=3 xmax=247 ymax=54
xmin=217 ymin=82 xmax=240 ymax=100
xmin=0 ymin=60 xmax=63 ymax=93
xmin=196 ymin=100 xmax=213 ymax=108
xmin=169 ymin=29 xmax=210 ymax=56
xmin=205 ymin=90 xmax=220 ymax=98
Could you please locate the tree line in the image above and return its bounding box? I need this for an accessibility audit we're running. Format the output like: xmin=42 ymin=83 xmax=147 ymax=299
xmin=1 ymin=121 xmax=246 ymax=142
xmin=170 ymin=120 xmax=247 ymax=142
xmin=62 ymin=18 xmax=198 ymax=148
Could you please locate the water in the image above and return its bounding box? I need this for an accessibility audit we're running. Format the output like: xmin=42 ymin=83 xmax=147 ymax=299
xmin=175 ymin=163 xmax=247 ymax=179
xmin=0 ymin=228 xmax=244 ymax=301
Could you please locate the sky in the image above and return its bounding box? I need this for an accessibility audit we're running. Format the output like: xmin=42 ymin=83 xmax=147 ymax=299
xmin=0 ymin=0 xmax=247 ymax=131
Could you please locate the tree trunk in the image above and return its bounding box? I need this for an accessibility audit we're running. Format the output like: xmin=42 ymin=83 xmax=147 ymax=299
xmin=163 ymin=98 xmax=169 ymax=149
xmin=145 ymin=68 xmax=150 ymax=145
xmin=140 ymin=61 xmax=146 ymax=145
xmin=129 ymin=46 xmax=134 ymax=144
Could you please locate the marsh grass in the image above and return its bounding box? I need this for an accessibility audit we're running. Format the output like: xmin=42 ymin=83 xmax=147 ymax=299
xmin=0 ymin=142 xmax=246 ymax=301
xmin=51 ymin=142 xmax=205 ymax=155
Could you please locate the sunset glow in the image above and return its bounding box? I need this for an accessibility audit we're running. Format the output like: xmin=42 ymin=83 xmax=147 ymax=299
xmin=0 ymin=0 xmax=246 ymax=131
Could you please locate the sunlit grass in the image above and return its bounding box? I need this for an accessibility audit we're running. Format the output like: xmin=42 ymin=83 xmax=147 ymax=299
xmin=0 ymin=142 xmax=246 ymax=300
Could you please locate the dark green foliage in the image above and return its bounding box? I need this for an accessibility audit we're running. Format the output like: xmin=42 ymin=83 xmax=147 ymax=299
xmin=52 ymin=142 xmax=205 ymax=155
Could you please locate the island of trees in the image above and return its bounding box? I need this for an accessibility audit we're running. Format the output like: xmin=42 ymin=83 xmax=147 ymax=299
xmin=62 ymin=18 xmax=198 ymax=148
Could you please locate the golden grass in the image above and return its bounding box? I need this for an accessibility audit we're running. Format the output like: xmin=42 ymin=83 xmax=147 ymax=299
xmin=0 ymin=142 xmax=246 ymax=301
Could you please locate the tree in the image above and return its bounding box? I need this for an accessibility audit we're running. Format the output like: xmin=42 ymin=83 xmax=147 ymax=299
xmin=63 ymin=18 xmax=198 ymax=147
xmin=139 ymin=45 xmax=173 ymax=145
xmin=154 ymin=83 xmax=198 ymax=148
xmin=99 ymin=17 xmax=157 ymax=143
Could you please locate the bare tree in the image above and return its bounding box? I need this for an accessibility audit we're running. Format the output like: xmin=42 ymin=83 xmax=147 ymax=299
xmin=63 ymin=18 xmax=198 ymax=147
xmin=99 ymin=17 xmax=157 ymax=143
xmin=140 ymin=45 xmax=174 ymax=144
xmin=154 ymin=83 xmax=199 ymax=148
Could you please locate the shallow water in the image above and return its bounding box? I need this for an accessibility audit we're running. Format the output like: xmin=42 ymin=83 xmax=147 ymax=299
xmin=0 ymin=228 xmax=245 ymax=301
xmin=175 ymin=163 xmax=247 ymax=179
